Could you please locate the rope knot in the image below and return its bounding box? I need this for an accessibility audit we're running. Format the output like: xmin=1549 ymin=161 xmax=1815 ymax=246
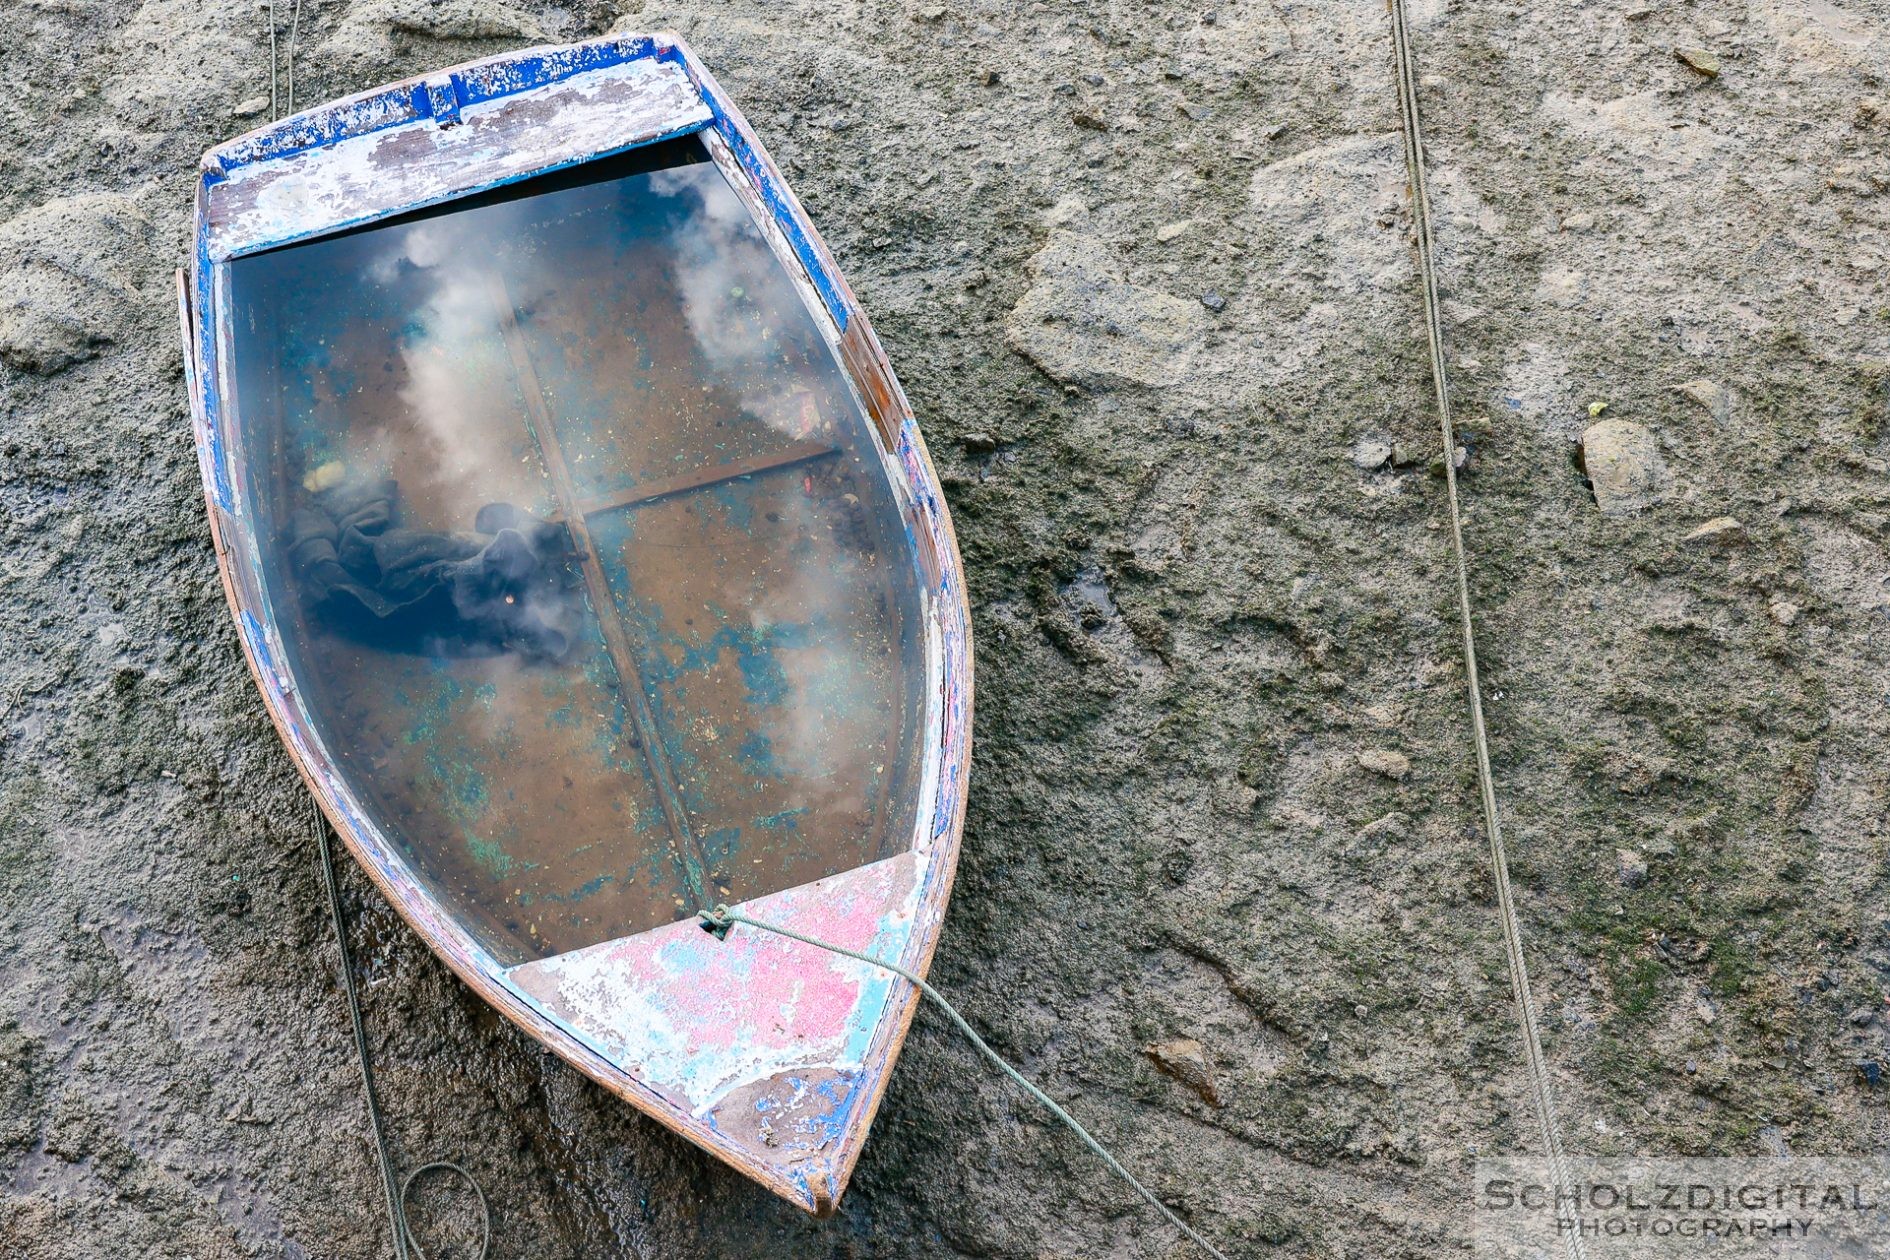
xmin=697 ymin=904 xmax=735 ymax=940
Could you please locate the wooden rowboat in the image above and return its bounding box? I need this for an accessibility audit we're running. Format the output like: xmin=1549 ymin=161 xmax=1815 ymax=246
xmin=178 ymin=34 xmax=971 ymax=1215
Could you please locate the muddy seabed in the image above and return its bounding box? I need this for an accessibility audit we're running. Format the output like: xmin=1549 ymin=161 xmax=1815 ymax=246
xmin=2 ymin=1 xmax=1888 ymax=1257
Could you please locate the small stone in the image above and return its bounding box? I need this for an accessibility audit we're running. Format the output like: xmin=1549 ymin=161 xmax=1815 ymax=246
xmin=1145 ymin=1038 xmax=1223 ymax=1107
xmin=1358 ymin=749 xmax=1411 ymax=780
xmin=1199 ymin=290 xmax=1226 ymax=313
xmin=1156 ymin=220 xmax=1193 ymax=243
xmin=1857 ymin=1060 xmax=1883 ymax=1088
xmin=1768 ymin=599 xmax=1801 ymax=626
xmin=1560 ymin=212 xmax=1596 ymax=232
xmin=1351 ymin=436 xmax=1393 ymax=470
xmin=1357 ymin=812 xmax=1411 ymax=843
xmin=1391 ymin=442 xmax=1425 ymax=467
xmin=980 ymin=69 xmax=1001 ymax=87
xmin=1580 ymin=419 xmax=1672 ymax=515
xmin=1428 ymin=446 xmax=1468 ymax=477
xmin=1071 ymin=111 xmax=1108 ymax=132
xmin=1675 ymin=46 xmax=1721 ymax=78
xmin=1617 ymin=848 xmax=1649 ymax=888
xmin=232 ymin=95 xmax=271 ymax=118
xmin=961 ymin=432 xmax=999 ymax=453
xmin=1683 ymin=516 xmax=1745 ymax=545
xmin=1675 ymin=378 xmax=1732 ymax=423
xmin=1850 ymin=1007 xmax=1877 ymax=1027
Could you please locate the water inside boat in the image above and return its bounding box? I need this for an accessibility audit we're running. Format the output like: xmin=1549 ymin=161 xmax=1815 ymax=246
xmin=224 ymin=137 xmax=928 ymax=965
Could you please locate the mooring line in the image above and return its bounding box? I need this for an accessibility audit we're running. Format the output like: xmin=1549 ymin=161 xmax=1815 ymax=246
xmin=263 ymin=0 xmax=306 ymax=121
xmin=264 ymin=0 xmax=278 ymax=120
xmin=698 ymin=905 xmax=1232 ymax=1260
xmin=312 ymin=799 xmax=492 ymax=1260
xmin=1386 ymin=4 xmax=1586 ymax=1257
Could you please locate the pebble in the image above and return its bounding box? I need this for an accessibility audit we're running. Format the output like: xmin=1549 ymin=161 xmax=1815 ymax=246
xmin=1850 ymin=1007 xmax=1877 ymax=1027
xmin=1199 ymin=290 xmax=1226 ymax=313
xmin=1768 ymin=599 xmax=1801 ymax=626
xmin=1858 ymin=1060 xmax=1883 ymax=1088
xmin=1357 ymin=749 xmax=1410 ymax=780
xmin=1682 ymin=516 xmax=1745 ymax=545
xmin=1580 ymin=419 xmax=1672 ymax=515
xmin=0 ymin=193 xmax=155 ymax=375
xmin=1156 ymin=220 xmax=1193 ymax=242
xmin=1351 ymin=436 xmax=1394 ymax=470
xmin=1675 ymin=378 xmax=1732 ymax=423
xmin=1428 ymin=445 xmax=1468 ymax=477
xmin=1617 ymin=848 xmax=1649 ymax=888
xmin=1675 ymin=46 xmax=1721 ymax=78
xmin=1145 ymin=1038 xmax=1223 ymax=1107
xmin=961 ymin=432 xmax=999 ymax=453
xmin=232 ymin=95 xmax=270 ymax=118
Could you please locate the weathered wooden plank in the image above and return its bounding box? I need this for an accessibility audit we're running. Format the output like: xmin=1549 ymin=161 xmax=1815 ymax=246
xmin=482 ymin=267 xmax=716 ymax=913
xmin=205 ymin=55 xmax=710 ymax=260
xmin=574 ymin=438 xmax=839 ymax=517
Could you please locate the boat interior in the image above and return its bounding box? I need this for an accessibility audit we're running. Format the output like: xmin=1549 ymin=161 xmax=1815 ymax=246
xmin=224 ymin=137 xmax=929 ymax=966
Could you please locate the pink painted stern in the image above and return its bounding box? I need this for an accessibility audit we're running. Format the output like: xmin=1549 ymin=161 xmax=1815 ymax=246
xmin=506 ymin=851 xmax=934 ymax=1212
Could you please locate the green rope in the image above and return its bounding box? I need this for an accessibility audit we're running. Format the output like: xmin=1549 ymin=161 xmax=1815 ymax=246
xmin=698 ymin=905 xmax=1232 ymax=1260
xmin=313 ymin=799 xmax=492 ymax=1260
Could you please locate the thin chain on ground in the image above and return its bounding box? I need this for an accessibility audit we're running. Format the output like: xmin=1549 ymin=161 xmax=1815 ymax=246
xmin=313 ymin=798 xmax=492 ymax=1260
xmin=699 ymin=904 xmax=1233 ymax=1260
xmin=1386 ymin=5 xmax=1586 ymax=1259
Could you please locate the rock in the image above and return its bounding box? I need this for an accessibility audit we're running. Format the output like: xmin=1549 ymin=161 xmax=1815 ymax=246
xmin=1674 ymin=378 xmax=1733 ymax=424
xmin=1850 ymin=1007 xmax=1877 ymax=1027
xmin=1357 ymin=812 xmax=1411 ymax=843
xmin=961 ymin=432 xmax=999 ymax=453
xmin=1358 ymin=749 xmax=1410 ymax=780
xmin=1857 ymin=1060 xmax=1883 ymax=1088
xmin=1675 ymin=46 xmax=1721 ymax=78
xmin=1768 ymin=599 xmax=1801 ymax=626
xmin=1617 ymin=848 xmax=1649 ymax=888
xmin=1071 ymin=111 xmax=1108 ymax=131
xmin=1391 ymin=441 xmax=1426 ymax=467
xmin=0 ymin=193 xmax=156 ymax=375
xmin=334 ymin=1 xmax=550 ymax=65
xmin=1155 ymin=220 xmax=1193 ymax=242
xmin=1801 ymin=520 xmax=1890 ymax=613
xmin=1004 ymin=233 xmax=1209 ymax=389
xmin=1428 ymin=446 xmax=1468 ymax=477
xmin=232 ymin=95 xmax=271 ymax=118
xmin=1560 ymin=211 xmax=1597 ymax=232
xmin=1351 ymin=436 xmax=1394 ymax=470
xmin=1579 ymin=419 xmax=1672 ymax=515
xmin=1683 ymin=516 xmax=1745 ymax=545
xmin=1199 ymin=290 xmax=1226 ymax=313
xmin=1145 ymin=1038 xmax=1223 ymax=1107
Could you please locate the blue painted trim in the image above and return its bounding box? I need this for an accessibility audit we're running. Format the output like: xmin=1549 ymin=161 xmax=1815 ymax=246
xmin=194 ymin=234 xmax=234 ymax=511
xmin=210 ymin=36 xmax=666 ymax=175
xmin=658 ymin=45 xmax=851 ymax=332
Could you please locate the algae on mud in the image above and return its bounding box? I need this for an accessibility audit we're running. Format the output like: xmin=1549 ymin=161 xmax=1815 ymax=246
xmin=3 ymin=0 xmax=1889 ymax=1257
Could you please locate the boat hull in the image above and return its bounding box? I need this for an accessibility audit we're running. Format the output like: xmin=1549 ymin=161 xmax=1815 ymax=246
xmin=181 ymin=34 xmax=971 ymax=1214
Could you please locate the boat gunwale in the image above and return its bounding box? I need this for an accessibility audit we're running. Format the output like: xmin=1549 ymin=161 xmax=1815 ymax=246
xmin=181 ymin=33 xmax=974 ymax=1217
